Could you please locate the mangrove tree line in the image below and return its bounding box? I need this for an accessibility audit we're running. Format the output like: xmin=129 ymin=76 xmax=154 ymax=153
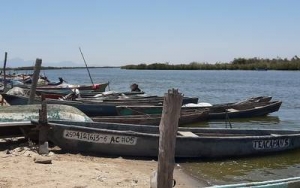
xmin=121 ymin=56 xmax=300 ymax=70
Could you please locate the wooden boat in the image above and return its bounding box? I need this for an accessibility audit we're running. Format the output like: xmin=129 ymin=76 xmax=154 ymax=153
xmin=74 ymin=99 xmax=164 ymax=106
xmin=38 ymin=82 xmax=109 ymax=91
xmin=33 ymin=90 xmax=145 ymax=100
xmin=73 ymin=96 xmax=198 ymax=106
xmin=18 ymin=88 xmax=101 ymax=100
xmin=44 ymin=121 xmax=300 ymax=158
xmin=92 ymin=109 xmax=209 ymax=126
xmin=117 ymin=96 xmax=273 ymax=115
xmin=1 ymin=93 xmax=198 ymax=116
xmin=208 ymin=101 xmax=282 ymax=119
xmin=1 ymin=94 xmax=118 ymax=116
xmin=45 ymin=91 xmax=198 ymax=105
xmin=100 ymin=96 xmax=198 ymax=105
xmin=19 ymin=82 xmax=109 ymax=93
xmin=73 ymin=95 xmax=159 ymax=102
xmin=116 ymin=98 xmax=282 ymax=120
xmin=78 ymin=91 xmax=146 ymax=98
xmin=209 ymin=176 xmax=300 ymax=188
xmin=1 ymin=94 xmax=278 ymax=118
xmin=0 ymin=74 xmax=31 ymax=83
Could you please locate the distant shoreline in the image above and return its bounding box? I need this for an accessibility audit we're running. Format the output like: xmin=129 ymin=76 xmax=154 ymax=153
xmin=2 ymin=56 xmax=300 ymax=71
xmin=1 ymin=66 xmax=120 ymax=71
xmin=121 ymin=56 xmax=300 ymax=71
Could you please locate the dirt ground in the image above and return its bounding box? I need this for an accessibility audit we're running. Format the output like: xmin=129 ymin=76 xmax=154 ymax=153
xmin=0 ymin=138 xmax=206 ymax=188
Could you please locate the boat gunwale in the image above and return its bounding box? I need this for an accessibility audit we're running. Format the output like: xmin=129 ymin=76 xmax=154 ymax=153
xmin=45 ymin=121 xmax=300 ymax=139
xmin=211 ymin=100 xmax=282 ymax=115
xmin=115 ymin=100 xmax=282 ymax=109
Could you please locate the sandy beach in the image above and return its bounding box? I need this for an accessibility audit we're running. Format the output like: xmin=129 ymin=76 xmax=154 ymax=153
xmin=0 ymin=138 xmax=207 ymax=188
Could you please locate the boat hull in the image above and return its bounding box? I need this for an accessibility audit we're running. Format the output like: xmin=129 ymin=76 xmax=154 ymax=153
xmin=1 ymin=94 xmax=118 ymax=116
xmin=208 ymin=101 xmax=282 ymax=119
xmin=24 ymin=82 xmax=109 ymax=92
xmin=92 ymin=110 xmax=209 ymax=126
xmin=48 ymin=121 xmax=300 ymax=158
xmin=116 ymin=100 xmax=282 ymax=120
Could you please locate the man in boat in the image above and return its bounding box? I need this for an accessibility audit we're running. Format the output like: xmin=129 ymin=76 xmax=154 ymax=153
xmin=47 ymin=77 xmax=64 ymax=86
xmin=37 ymin=76 xmax=50 ymax=85
xmin=130 ymin=83 xmax=141 ymax=92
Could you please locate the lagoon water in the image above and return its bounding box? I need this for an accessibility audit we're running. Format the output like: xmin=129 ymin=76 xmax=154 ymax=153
xmin=18 ymin=68 xmax=300 ymax=185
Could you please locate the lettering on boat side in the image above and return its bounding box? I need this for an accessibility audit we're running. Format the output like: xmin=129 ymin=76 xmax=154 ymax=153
xmin=63 ymin=130 xmax=137 ymax=145
xmin=252 ymin=138 xmax=290 ymax=150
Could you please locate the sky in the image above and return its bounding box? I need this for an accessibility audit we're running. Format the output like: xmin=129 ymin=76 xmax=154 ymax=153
xmin=0 ymin=0 xmax=299 ymax=67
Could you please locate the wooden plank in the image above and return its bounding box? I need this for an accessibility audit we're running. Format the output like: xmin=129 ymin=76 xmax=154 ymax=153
xmin=178 ymin=131 xmax=199 ymax=137
xmin=28 ymin=58 xmax=42 ymax=104
xmin=3 ymin=52 xmax=7 ymax=91
xmin=38 ymin=96 xmax=49 ymax=154
xmin=156 ymin=89 xmax=183 ymax=188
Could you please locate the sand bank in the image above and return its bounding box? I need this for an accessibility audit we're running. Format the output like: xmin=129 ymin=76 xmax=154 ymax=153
xmin=0 ymin=138 xmax=208 ymax=188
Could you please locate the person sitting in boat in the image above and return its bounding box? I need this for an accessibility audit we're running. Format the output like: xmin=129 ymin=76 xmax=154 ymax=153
xmin=130 ymin=83 xmax=141 ymax=92
xmin=47 ymin=77 xmax=64 ymax=86
xmin=37 ymin=76 xmax=50 ymax=85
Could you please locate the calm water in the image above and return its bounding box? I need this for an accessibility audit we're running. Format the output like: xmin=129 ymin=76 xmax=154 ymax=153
xmin=18 ymin=68 xmax=300 ymax=185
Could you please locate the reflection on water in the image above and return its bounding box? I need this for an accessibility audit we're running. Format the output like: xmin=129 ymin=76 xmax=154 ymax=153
xmin=182 ymin=149 xmax=300 ymax=185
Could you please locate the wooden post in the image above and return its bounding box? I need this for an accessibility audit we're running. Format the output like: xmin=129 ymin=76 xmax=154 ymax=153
xmin=3 ymin=52 xmax=7 ymax=91
xmin=28 ymin=58 xmax=42 ymax=104
xmin=38 ymin=95 xmax=49 ymax=154
xmin=156 ymin=89 xmax=183 ymax=188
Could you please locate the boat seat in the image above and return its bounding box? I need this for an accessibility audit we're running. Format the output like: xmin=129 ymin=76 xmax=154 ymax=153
xmin=227 ymin=108 xmax=238 ymax=112
xmin=178 ymin=131 xmax=199 ymax=137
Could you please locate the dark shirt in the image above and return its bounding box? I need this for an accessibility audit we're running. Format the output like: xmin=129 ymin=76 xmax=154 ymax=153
xmin=131 ymin=87 xmax=141 ymax=92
